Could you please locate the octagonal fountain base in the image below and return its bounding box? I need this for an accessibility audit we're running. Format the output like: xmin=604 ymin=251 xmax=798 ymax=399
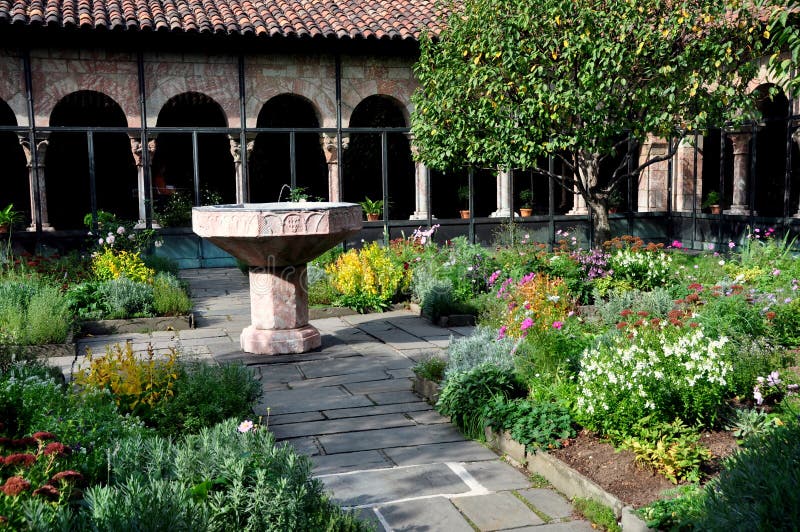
xmin=192 ymin=202 xmax=362 ymax=355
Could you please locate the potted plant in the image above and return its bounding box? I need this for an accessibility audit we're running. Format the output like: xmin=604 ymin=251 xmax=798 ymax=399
xmin=702 ymin=190 xmax=722 ymax=214
xmin=359 ymin=197 xmax=384 ymax=221
xmin=519 ymin=189 xmax=534 ymax=217
xmin=457 ymin=185 xmax=471 ymax=219
xmin=0 ymin=204 xmax=22 ymax=234
xmin=607 ymin=189 xmax=624 ymax=214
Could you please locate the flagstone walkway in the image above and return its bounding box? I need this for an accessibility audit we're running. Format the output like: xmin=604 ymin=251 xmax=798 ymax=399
xmin=70 ymin=268 xmax=594 ymax=531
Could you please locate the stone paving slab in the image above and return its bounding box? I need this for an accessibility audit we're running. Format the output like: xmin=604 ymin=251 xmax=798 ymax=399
xmin=513 ymin=522 xmax=595 ymax=532
xmin=452 ymin=492 xmax=544 ymax=530
xmin=288 ymin=369 xmax=392 ymax=389
xmin=270 ymin=413 xmax=415 ymax=439
xmin=318 ymin=424 xmax=464 ymax=454
xmin=384 ymin=442 xmax=499 ymax=467
xmin=344 ymin=378 xmax=411 ymax=394
xmin=377 ymin=497 xmax=473 ymax=532
xmin=367 ymin=390 xmax=421 ymax=405
xmin=299 ymin=357 xmax=391 ymax=378
xmin=319 ymin=464 xmax=472 ymax=507
xmin=281 ymin=436 xmax=320 ymax=456
xmin=322 ymin=402 xmax=433 ymax=420
xmin=257 ymin=387 xmax=373 ymax=415
xmin=311 ymin=450 xmax=394 ymax=475
xmin=268 ymin=411 xmax=326 ymax=426
xmin=460 ymin=461 xmax=532 ymax=492
xmin=518 ymin=488 xmax=575 ymax=520
xmin=406 ymin=410 xmax=450 ymax=425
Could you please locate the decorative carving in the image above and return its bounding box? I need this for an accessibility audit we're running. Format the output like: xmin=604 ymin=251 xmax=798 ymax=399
xmin=130 ymin=137 xmax=143 ymax=167
xmin=283 ymin=214 xmax=301 ymax=233
xmin=229 ymin=135 xmax=241 ymax=163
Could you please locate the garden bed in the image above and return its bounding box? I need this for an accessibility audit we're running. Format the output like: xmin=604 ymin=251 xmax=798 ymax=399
xmin=7 ymin=332 xmax=76 ymax=359
xmin=78 ymin=314 xmax=194 ymax=336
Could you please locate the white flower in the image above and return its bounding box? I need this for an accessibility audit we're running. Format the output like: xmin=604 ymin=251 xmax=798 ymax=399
xmin=116 ymin=226 xmax=126 ymax=235
xmin=718 ymin=260 xmax=725 ymax=266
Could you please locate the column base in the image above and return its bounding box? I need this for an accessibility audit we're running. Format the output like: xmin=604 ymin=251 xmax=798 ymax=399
xmin=723 ymin=206 xmax=754 ymax=216
xmin=240 ymin=324 xmax=321 ymax=355
xmin=26 ymin=224 xmax=54 ymax=232
xmin=409 ymin=212 xmax=436 ymax=220
xmin=566 ymin=209 xmax=589 ymax=216
xmin=489 ymin=209 xmax=512 ymax=218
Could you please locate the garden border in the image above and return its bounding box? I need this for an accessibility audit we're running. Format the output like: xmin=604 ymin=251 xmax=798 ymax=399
xmin=78 ymin=315 xmax=194 ymax=336
xmin=412 ymin=374 xmax=654 ymax=531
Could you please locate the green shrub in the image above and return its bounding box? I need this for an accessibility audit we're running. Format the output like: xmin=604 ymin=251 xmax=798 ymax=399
xmin=91 ymin=248 xmax=155 ymax=284
xmin=620 ymin=419 xmax=710 ymax=484
xmin=482 ymin=396 xmax=575 ymax=451
xmin=572 ymin=498 xmax=620 ymax=532
xmin=412 ymin=355 xmax=447 ymax=383
xmin=723 ymin=337 xmax=788 ymax=399
xmin=0 ymin=275 xmax=72 ymax=346
xmin=97 ymin=277 xmax=154 ymax=319
xmin=637 ymin=485 xmax=705 ymax=531
xmin=437 ymin=365 xmax=522 ymax=439
xmin=576 ymin=323 xmax=731 ymax=436
xmin=89 ymin=420 xmax=370 ymax=531
xmin=412 ymin=272 xmax=460 ymax=321
xmin=142 ymin=254 xmax=180 ymax=276
xmin=593 ymin=287 xmax=676 ymax=326
xmin=152 ymin=272 xmax=192 ymax=316
xmin=695 ymin=294 xmax=766 ymax=341
xmin=693 ymin=424 xmax=800 ymax=530
xmin=307 ymin=264 xmax=339 ymax=306
xmin=326 ymin=242 xmax=406 ymax=312
xmin=66 ymin=281 xmax=109 ymax=321
xmin=150 ymin=361 xmax=261 ymax=435
xmin=444 ymin=326 xmax=515 ymax=380
xmin=769 ymin=297 xmax=800 ymax=347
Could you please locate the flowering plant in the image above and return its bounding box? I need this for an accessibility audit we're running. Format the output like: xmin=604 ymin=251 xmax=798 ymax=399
xmin=496 ymin=272 xmax=575 ymax=339
xmin=326 ymin=242 xmax=407 ymax=312
xmin=576 ymin=321 xmax=731 ymax=435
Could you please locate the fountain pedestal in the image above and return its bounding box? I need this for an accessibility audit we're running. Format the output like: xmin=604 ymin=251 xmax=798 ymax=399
xmin=192 ymin=202 xmax=362 ymax=355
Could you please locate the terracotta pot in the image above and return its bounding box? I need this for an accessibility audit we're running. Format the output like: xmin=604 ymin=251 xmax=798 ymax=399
xmin=366 ymin=213 xmax=380 ymax=221
xmin=710 ymin=205 xmax=722 ymax=215
xmin=0 ymin=224 xmax=7 ymax=234
xmin=459 ymin=210 xmax=471 ymax=219
xmin=519 ymin=208 xmax=533 ymax=217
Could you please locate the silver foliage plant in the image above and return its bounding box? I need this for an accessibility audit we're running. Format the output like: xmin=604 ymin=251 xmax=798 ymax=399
xmin=444 ymin=326 xmax=515 ymax=381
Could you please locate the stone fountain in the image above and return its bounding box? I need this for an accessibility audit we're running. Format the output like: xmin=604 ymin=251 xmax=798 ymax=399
xmin=192 ymin=202 xmax=362 ymax=355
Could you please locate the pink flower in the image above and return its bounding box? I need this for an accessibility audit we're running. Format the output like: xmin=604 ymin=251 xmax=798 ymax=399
xmin=520 ymin=318 xmax=534 ymax=331
xmin=552 ymin=321 xmax=563 ymax=330
xmin=728 ymin=241 xmax=735 ymax=249
xmin=497 ymin=326 xmax=507 ymax=340
xmin=237 ymin=420 xmax=254 ymax=433
xmin=671 ymin=240 xmax=682 ymax=249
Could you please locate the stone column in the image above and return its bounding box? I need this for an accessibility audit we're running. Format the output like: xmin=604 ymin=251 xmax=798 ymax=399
xmin=673 ymin=136 xmax=703 ymax=212
xmin=18 ymin=134 xmax=53 ymax=231
xmin=637 ymin=136 xmax=669 ymax=212
xmin=567 ymin=179 xmax=589 ymax=215
xmin=490 ymin=168 xmax=513 ymax=217
xmin=408 ymin=139 xmax=431 ymax=220
xmin=321 ymin=133 xmax=348 ymax=202
xmin=793 ymin=130 xmax=800 ymax=218
xmin=229 ymin=135 xmax=245 ymax=203
xmin=724 ymin=132 xmax=753 ymax=215
xmin=131 ymin=136 xmax=157 ymax=226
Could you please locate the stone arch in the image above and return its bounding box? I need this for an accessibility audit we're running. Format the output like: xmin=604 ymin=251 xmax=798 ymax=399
xmin=46 ymin=90 xmax=136 ymax=229
xmin=343 ymin=95 xmax=414 ymax=219
xmin=249 ymin=93 xmax=327 ymax=202
xmin=752 ymin=84 xmax=796 ymax=216
xmin=0 ymin=98 xmax=28 ymax=226
xmin=151 ymin=92 xmax=235 ymax=225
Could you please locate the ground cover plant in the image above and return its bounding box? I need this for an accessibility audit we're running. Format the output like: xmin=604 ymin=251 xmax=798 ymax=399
xmin=0 ymin=346 xmax=368 ymax=530
xmin=340 ymin=223 xmax=800 ymax=525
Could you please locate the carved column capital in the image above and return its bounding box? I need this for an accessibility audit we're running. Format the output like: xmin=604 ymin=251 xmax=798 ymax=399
xmin=228 ymin=135 xmax=242 ymax=163
xmin=729 ymin=132 xmax=752 ymax=156
xmin=130 ymin=136 xmax=143 ymax=167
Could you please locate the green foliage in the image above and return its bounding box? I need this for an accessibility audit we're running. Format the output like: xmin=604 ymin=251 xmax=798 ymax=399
xmin=142 ymin=254 xmax=181 ymax=276
xmin=607 ymin=248 xmax=673 ymax=292
xmin=572 ymin=498 xmax=620 ymax=532
xmin=723 ymin=337 xmax=787 ymax=401
xmin=695 ymin=294 xmax=766 ymax=342
xmin=153 ymin=272 xmax=192 ymax=316
xmin=149 ymin=362 xmax=261 ymax=436
xmin=411 ymin=267 xmax=463 ymax=321
xmin=156 ymin=189 xmax=223 ymax=227
xmin=637 ymin=484 xmax=705 ymax=531
xmin=621 ymin=419 xmax=710 ymax=484
xmin=326 ymin=242 xmax=406 ymax=313
xmin=593 ymin=287 xmax=675 ymax=326
xmin=93 ymin=419 xmax=369 ymax=531
xmin=725 ymin=408 xmax=781 ymax=445
xmin=701 ymin=190 xmax=720 ymax=209
xmin=412 ymin=355 xmax=447 ymax=383
xmin=693 ymin=423 xmax=800 ymax=530
xmin=66 ymin=281 xmax=110 ymax=321
xmin=769 ymin=297 xmax=800 ymax=347
xmin=0 ymin=274 xmax=72 ymax=346
xmin=513 ymin=322 xmax=587 ymax=381
xmin=576 ymin=323 xmax=731 ymax=435
xmin=436 ymin=365 xmax=522 ymax=440
xmin=96 ymin=277 xmax=155 ymax=319
xmin=358 ymin=196 xmax=384 ymax=215
xmin=0 ymin=204 xmax=22 ymax=228
xmin=482 ymin=396 xmax=575 ymax=451
xmin=444 ymin=326 xmax=515 ymax=380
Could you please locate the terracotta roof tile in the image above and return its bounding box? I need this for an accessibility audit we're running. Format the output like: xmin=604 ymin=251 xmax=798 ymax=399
xmin=0 ymin=0 xmax=445 ymax=40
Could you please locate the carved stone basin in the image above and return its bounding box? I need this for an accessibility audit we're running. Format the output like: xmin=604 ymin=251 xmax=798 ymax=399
xmin=192 ymin=202 xmax=362 ymax=355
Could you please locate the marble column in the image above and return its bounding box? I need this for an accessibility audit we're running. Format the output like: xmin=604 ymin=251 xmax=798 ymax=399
xmin=724 ymin=132 xmax=753 ymax=215
xmin=321 ymin=133 xmax=348 ymax=202
xmin=490 ymin=168 xmax=513 ymax=217
xmin=567 ymin=180 xmax=588 ymax=215
xmin=792 ymin=130 xmax=800 ymax=218
xmin=408 ymin=139 xmax=431 ymax=220
xmin=229 ymin=135 xmax=245 ymax=203
xmin=673 ymin=136 xmax=703 ymax=212
xmin=18 ymin=134 xmax=53 ymax=231
xmin=131 ymin=136 xmax=157 ymax=226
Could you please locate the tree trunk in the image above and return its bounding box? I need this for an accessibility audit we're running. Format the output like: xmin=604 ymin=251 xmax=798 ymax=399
xmin=588 ymin=199 xmax=611 ymax=246
xmin=576 ymin=150 xmax=611 ymax=247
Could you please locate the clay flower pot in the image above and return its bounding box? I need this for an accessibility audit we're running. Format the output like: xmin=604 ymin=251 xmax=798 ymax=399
xmin=366 ymin=213 xmax=380 ymax=221
xmin=519 ymin=208 xmax=533 ymax=217
xmin=710 ymin=205 xmax=722 ymax=215
xmin=459 ymin=210 xmax=471 ymax=219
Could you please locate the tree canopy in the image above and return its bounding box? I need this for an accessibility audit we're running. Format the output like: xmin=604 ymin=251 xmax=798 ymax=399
xmin=411 ymin=0 xmax=772 ymax=242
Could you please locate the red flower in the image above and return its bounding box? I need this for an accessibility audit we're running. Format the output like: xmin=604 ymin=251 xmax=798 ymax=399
xmin=650 ymin=318 xmax=661 ymax=326
xmin=4 ymin=453 xmax=36 ymax=467
xmin=619 ymin=309 xmax=633 ymax=317
xmin=32 ymin=432 xmax=57 ymax=441
xmin=637 ymin=311 xmax=649 ymax=317
xmin=688 ymin=283 xmax=703 ymax=291
xmin=32 ymin=484 xmax=59 ymax=500
xmin=11 ymin=437 xmax=36 ymax=449
xmin=1 ymin=476 xmax=31 ymax=497
xmin=689 ymin=322 xmax=699 ymax=328
xmin=50 ymin=470 xmax=84 ymax=484
xmin=43 ymin=442 xmax=69 ymax=456
xmin=616 ymin=322 xmax=628 ymax=329
xmin=766 ymin=311 xmax=776 ymax=320
xmin=685 ymin=293 xmax=700 ymax=303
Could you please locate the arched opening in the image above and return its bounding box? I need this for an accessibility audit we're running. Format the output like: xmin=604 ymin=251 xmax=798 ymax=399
xmin=152 ymin=92 xmax=234 ymax=226
xmin=46 ymin=91 xmax=135 ymax=229
xmin=249 ymin=94 xmax=327 ymax=202
xmin=701 ymin=129 xmax=734 ymax=211
xmin=343 ymin=95 xmax=414 ymax=219
xmin=0 ymin=100 xmax=28 ymax=227
xmin=753 ymin=84 xmax=794 ymax=216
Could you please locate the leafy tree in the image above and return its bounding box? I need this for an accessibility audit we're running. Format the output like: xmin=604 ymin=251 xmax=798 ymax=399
xmin=412 ymin=0 xmax=771 ymax=243
xmin=767 ymin=2 xmax=800 ymax=93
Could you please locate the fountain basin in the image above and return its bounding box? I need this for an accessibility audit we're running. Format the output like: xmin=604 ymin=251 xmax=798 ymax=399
xmin=192 ymin=203 xmax=362 ymax=355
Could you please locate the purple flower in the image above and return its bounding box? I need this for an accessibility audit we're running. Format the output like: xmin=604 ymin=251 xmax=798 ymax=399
xmin=767 ymin=371 xmax=781 ymax=388
xmin=520 ymin=318 xmax=534 ymax=331
xmin=773 ymin=269 xmax=781 ymax=276
xmin=488 ymin=270 xmax=502 ymax=286
xmin=728 ymin=241 xmax=736 ymax=249
xmin=497 ymin=326 xmax=507 ymax=340
xmin=754 ymin=386 xmax=764 ymax=405
xmin=552 ymin=321 xmax=563 ymax=330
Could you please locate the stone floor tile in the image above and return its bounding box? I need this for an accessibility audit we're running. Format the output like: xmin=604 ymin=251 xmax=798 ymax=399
xmin=288 ymin=369 xmax=391 ymax=389
xmin=453 ymin=492 xmax=544 ymax=530
xmin=512 ymin=521 xmax=595 ymax=531
xmin=384 ymin=441 xmax=498 ymax=466
xmin=322 ymin=402 xmax=433 ymax=420
xmin=257 ymin=387 xmax=372 ymax=415
xmin=460 ymin=460 xmax=532 ymax=491
xmin=367 ymin=390 xmax=420 ymax=405
xmin=344 ymin=378 xmax=411 ymax=394
xmin=318 ymin=424 xmax=463 ymax=454
xmin=517 ymin=488 xmax=575 ymax=520
xmin=406 ymin=410 xmax=449 ymax=425
xmin=311 ymin=450 xmax=394 ymax=475
xmin=377 ymin=497 xmax=473 ymax=532
xmin=271 ymin=413 xmax=414 ymax=439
